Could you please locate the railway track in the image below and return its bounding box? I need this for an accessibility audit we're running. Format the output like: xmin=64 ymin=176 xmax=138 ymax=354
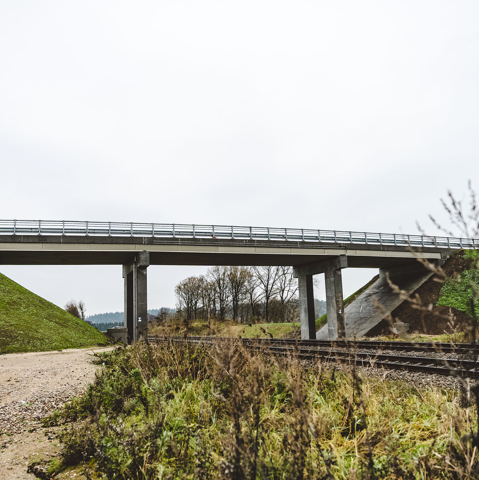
xmin=147 ymin=335 xmax=479 ymax=378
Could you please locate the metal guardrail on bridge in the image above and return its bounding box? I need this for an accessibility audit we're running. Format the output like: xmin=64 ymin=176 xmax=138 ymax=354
xmin=0 ymin=219 xmax=477 ymax=249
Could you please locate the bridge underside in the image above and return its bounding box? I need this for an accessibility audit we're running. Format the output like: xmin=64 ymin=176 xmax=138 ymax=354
xmin=0 ymin=235 xmax=444 ymax=268
xmin=0 ymin=235 xmax=448 ymax=342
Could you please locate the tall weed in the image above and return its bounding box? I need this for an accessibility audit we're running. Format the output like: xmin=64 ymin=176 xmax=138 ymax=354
xmin=47 ymin=340 xmax=478 ymax=479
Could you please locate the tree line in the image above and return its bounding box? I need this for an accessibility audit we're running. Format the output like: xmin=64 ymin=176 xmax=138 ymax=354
xmin=175 ymin=266 xmax=300 ymax=323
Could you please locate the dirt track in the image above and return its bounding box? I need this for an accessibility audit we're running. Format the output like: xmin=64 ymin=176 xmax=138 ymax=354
xmin=0 ymin=347 xmax=112 ymax=479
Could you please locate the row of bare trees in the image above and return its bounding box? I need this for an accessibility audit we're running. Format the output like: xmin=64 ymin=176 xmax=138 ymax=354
xmin=175 ymin=266 xmax=299 ymax=323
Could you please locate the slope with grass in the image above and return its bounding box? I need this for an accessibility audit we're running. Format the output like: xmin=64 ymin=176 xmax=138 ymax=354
xmin=0 ymin=272 xmax=109 ymax=354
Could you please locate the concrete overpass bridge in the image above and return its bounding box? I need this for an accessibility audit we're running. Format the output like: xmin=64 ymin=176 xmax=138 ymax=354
xmin=0 ymin=220 xmax=475 ymax=342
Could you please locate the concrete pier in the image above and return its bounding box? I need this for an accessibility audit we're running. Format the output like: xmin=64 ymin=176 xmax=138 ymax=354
xmin=325 ymin=261 xmax=346 ymax=340
xmin=123 ymin=251 xmax=149 ymax=343
xmin=298 ymin=270 xmax=316 ymax=339
xmin=295 ymin=255 xmax=347 ymax=340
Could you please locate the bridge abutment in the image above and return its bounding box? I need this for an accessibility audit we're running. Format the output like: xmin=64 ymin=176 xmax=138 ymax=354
xmin=123 ymin=251 xmax=149 ymax=343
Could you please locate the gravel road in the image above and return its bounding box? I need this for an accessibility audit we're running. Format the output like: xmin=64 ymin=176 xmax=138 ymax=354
xmin=0 ymin=347 xmax=113 ymax=480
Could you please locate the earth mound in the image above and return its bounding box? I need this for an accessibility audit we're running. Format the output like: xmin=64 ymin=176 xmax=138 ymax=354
xmin=0 ymin=272 xmax=109 ymax=353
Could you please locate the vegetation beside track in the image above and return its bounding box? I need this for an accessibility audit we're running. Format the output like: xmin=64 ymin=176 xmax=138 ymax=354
xmin=43 ymin=341 xmax=478 ymax=479
xmin=150 ymin=317 xmax=302 ymax=338
xmin=437 ymin=250 xmax=479 ymax=317
xmin=371 ymin=332 xmax=467 ymax=343
xmin=0 ymin=272 xmax=110 ymax=354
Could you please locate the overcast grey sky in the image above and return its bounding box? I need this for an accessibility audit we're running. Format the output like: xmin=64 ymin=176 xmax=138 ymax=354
xmin=1 ymin=0 xmax=478 ymax=315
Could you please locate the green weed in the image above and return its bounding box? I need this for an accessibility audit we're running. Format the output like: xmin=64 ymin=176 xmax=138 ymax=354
xmin=45 ymin=341 xmax=479 ymax=479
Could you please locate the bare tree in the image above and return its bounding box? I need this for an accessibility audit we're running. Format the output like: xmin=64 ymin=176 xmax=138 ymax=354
xmin=65 ymin=300 xmax=80 ymax=318
xmin=227 ymin=266 xmax=249 ymax=321
xmin=275 ymin=266 xmax=298 ymax=322
xmin=78 ymin=300 xmax=86 ymax=321
xmin=208 ymin=266 xmax=230 ymax=320
xmin=197 ymin=276 xmax=214 ymax=319
xmin=241 ymin=268 xmax=260 ymax=321
xmin=175 ymin=276 xmax=202 ymax=321
xmin=65 ymin=300 xmax=86 ymax=321
xmin=155 ymin=307 xmax=170 ymax=324
xmin=253 ymin=266 xmax=281 ymax=322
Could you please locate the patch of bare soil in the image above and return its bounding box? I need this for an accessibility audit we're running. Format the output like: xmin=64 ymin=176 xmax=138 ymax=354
xmin=0 ymin=347 xmax=112 ymax=480
xmin=367 ymin=252 xmax=474 ymax=336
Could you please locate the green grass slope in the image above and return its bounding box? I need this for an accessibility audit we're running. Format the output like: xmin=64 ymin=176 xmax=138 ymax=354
xmin=436 ymin=249 xmax=478 ymax=317
xmin=0 ymin=272 xmax=110 ymax=354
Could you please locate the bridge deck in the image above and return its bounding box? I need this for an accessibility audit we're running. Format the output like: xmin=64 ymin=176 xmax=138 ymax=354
xmin=0 ymin=234 xmax=445 ymax=267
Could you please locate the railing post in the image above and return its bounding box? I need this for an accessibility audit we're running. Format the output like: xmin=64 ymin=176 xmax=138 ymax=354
xmin=460 ymin=238 xmax=463 ymax=248
xmin=249 ymin=226 xmax=252 ymax=239
xmin=231 ymin=225 xmax=234 ymax=239
xmin=350 ymin=231 xmax=352 ymax=243
xmin=62 ymin=220 xmax=65 ymax=235
xmin=301 ymin=229 xmax=304 ymax=241
xmin=334 ymin=230 xmax=337 ymax=243
xmin=394 ymin=234 xmax=397 ymax=246
xmin=108 ymin=222 xmax=111 ymax=236
xmin=13 ymin=219 xmax=16 ymax=235
xmin=193 ymin=224 xmax=196 ymax=239
xmin=379 ymin=232 xmax=382 ymax=245
xmin=365 ymin=232 xmax=368 ymax=244
xmin=268 ymin=227 xmax=270 ymax=240
xmin=318 ymin=229 xmax=321 ymax=242
xmin=447 ymin=237 xmax=450 ymax=248
xmin=421 ymin=236 xmax=424 ymax=247
xmin=86 ymin=221 xmax=89 ymax=236
xmin=211 ymin=225 xmax=214 ymax=238
xmin=173 ymin=224 xmax=176 ymax=238
xmin=38 ymin=220 xmax=41 ymax=234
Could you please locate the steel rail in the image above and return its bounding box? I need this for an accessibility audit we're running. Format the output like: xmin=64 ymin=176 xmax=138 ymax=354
xmin=0 ymin=219 xmax=477 ymax=249
xmin=147 ymin=336 xmax=479 ymax=378
xmin=156 ymin=335 xmax=477 ymax=354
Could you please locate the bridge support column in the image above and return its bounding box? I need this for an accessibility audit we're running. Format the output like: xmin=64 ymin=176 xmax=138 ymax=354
xmin=123 ymin=251 xmax=150 ymax=343
xmin=325 ymin=262 xmax=346 ymax=340
xmin=294 ymin=255 xmax=347 ymax=340
xmin=297 ymin=270 xmax=316 ymax=339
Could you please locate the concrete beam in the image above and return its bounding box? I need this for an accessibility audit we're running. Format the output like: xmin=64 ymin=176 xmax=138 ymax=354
xmin=0 ymin=235 xmax=446 ymax=267
xmin=379 ymin=259 xmax=442 ymax=279
xmin=294 ymin=255 xmax=348 ymax=277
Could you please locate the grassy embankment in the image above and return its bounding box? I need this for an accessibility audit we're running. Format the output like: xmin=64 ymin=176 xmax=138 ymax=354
xmin=437 ymin=249 xmax=478 ymax=316
xmin=0 ymin=272 xmax=109 ymax=354
xmin=42 ymin=341 xmax=479 ymax=479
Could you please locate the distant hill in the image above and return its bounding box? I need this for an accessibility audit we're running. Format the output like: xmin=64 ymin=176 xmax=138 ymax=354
xmin=314 ymin=299 xmax=327 ymax=318
xmin=87 ymin=308 xmax=175 ymax=324
xmin=0 ymin=273 xmax=110 ymax=354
